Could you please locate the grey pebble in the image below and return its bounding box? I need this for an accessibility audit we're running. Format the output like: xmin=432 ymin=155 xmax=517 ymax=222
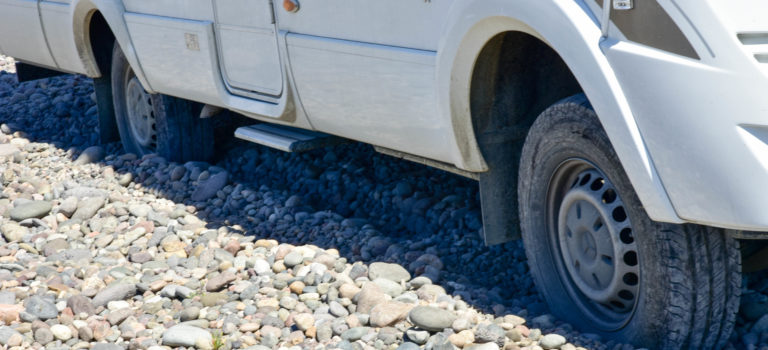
xmin=284 ymin=251 xmax=304 ymax=267
xmin=329 ymin=300 xmax=349 ymax=317
xmin=406 ymin=328 xmax=430 ymax=345
xmin=190 ymin=171 xmax=228 ymax=201
xmin=180 ymin=306 xmax=201 ymax=321
xmin=34 ymin=327 xmax=54 ymax=345
xmin=373 ymin=278 xmax=404 ymax=297
xmin=369 ymin=262 xmax=411 ymax=283
xmin=409 ymin=306 xmax=456 ymax=332
xmin=19 ymin=311 xmax=38 ymax=323
xmin=74 ymin=145 xmax=105 ymax=164
xmin=170 ymin=165 xmax=186 ymax=181
xmin=317 ymin=322 xmax=333 ymax=342
xmin=92 ymin=282 xmax=137 ymax=307
xmin=66 ymin=295 xmax=95 ymax=315
xmin=71 ymin=196 xmax=105 ymax=221
xmin=162 ymin=324 xmax=212 ymax=347
xmin=106 ymin=307 xmax=133 ymax=325
xmin=349 ymin=264 xmax=368 ymax=280
xmin=58 ymin=196 xmax=78 ymax=217
xmin=475 ymin=323 xmax=506 ymax=346
xmin=205 ymin=271 xmax=236 ymax=292
xmin=128 ymin=203 xmax=152 ymax=217
xmin=342 ymin=327 xmax=371 ymax=342
xmin=9 ymin=200 xmax=51 ymax=221
xmin=540 ymin=334 xmax=567 ymax=349
xmin=25 ymin=296 xmax=58 ymax=320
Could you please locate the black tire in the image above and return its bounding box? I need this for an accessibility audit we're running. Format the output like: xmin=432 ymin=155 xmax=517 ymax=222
xmin=109 ymin=43 xmax=213 ymax=162
xmin=518 ymin=94 xmax=741 ymax=349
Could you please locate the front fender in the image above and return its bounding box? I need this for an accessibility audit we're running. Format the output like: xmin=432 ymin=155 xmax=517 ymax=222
xmin=436 ymin=0 xmax=682 ymax=224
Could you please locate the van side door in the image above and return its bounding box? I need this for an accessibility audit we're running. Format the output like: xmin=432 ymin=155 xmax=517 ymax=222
xmin=277 ymin=0 xmax=457 ymax=164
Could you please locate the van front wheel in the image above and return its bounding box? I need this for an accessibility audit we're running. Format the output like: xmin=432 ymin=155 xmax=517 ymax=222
xmin=108 ymin=43 xmax=213 ymax=162
xmin=518 ymin=94 xmax=741 ymax=349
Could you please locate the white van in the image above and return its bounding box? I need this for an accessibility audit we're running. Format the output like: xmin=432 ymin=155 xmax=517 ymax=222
xmin=0 ymin=0 xmax=762 ymax=348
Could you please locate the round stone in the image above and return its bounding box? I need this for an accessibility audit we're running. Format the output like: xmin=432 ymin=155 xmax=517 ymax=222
xmin=341 ymin=327 xmax=370 ymax=342
xmin=9 ymin=200 xmax=51 ymax=221
xmin=25 ymin=296 xmax=58 ymax=320
xmin=50 ymin=324 xmax=72 ymax=341
xmin=540 ymin=334 xmax=567 ymax=349
xmin=284 ymin=251 xmax=304 ymax=267
xmin=294 ymin=313 xmax=315 ymax=331
xmin=405 ymin=328 xmax=430 ymax=345
xmin=180 ymin=306 xmax=201 ymax=322
xmin=369 ymin=262 xmax=411 ymax=283
xmin=162 ymin=325 xmax=213 ymax=347
xmin=408 ymin=306 xmax=456 ymax=332
xmin=34 ymin=327 xmax=53 ymax=345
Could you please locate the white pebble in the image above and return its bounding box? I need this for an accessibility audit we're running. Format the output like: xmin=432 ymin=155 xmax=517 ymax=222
xmin=51 ymin=324 xmax=72 ymax=340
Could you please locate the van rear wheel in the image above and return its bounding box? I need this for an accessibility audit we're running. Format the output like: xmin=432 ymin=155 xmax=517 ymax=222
xmin=108 ymin=43 xmax=213 ymax=162
xmin=518 ymin=94 xmax=741 ymax=349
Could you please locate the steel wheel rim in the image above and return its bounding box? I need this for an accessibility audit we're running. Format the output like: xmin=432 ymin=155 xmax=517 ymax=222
xmin=125 ymin=76 xmax=157 ymax=151
xmin=547 ymin=159 xmax=640 ymax=330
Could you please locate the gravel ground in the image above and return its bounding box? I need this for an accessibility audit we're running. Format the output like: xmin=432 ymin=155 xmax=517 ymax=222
xmin=0 ymin=54 xmax=763 ymax=350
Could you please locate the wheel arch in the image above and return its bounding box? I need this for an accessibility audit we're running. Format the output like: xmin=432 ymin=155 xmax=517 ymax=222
xmin=72 ymin=0 xmax=153 ymax=92
xmin=436 ymin=0 xmax=682 ymax=240
xmin=468 ymin=30 xmax=583 ymax=147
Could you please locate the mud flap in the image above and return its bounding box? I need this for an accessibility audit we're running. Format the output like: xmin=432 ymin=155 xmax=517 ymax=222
xmin=93 ymin=75 xmax=120 ymax=144
xmin=478 ymin=127 xmax=527 ymax=245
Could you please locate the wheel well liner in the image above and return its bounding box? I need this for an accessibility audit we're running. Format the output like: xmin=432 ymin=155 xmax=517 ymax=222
xmin=88 ymin=11 xmax=116 ymax=77
xmin=471 ymin=31 xmax=582 ymax=245
xmin=471 ymin=31 xmax=582 ymax=139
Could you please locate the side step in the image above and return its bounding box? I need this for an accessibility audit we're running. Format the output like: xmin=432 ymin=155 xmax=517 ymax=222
xmin=234 ymin=124 xmax=345 ymax=152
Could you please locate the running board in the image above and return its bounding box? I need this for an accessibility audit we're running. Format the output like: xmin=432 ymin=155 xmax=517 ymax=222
xmin=234 ymin=124 xmax=345 ymax=152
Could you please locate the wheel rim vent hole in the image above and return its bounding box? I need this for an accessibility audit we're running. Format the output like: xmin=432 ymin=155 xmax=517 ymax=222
xmin=618 ymin=289 xmax=634 ymax=301
xmin=602 ymin=189 xmax=617 ymax=204
xmin=590 ymin=178 xmax=604 ymax=191
xmin=619 ymin=228 xmax=634 ymax=244
xmin=623 ymin=251 xmax=638 ymax=266
xmin=579 ymin=173 xmax=592 ymax=187
xmin=623 ymin=272 xmax=638 ymax=286
xmin=612 ymin=206 xmax=627 ymax=222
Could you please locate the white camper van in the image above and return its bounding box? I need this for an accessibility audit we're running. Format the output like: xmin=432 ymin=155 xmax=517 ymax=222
xmin=0 ymin=0 xmax=762 ymax=348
